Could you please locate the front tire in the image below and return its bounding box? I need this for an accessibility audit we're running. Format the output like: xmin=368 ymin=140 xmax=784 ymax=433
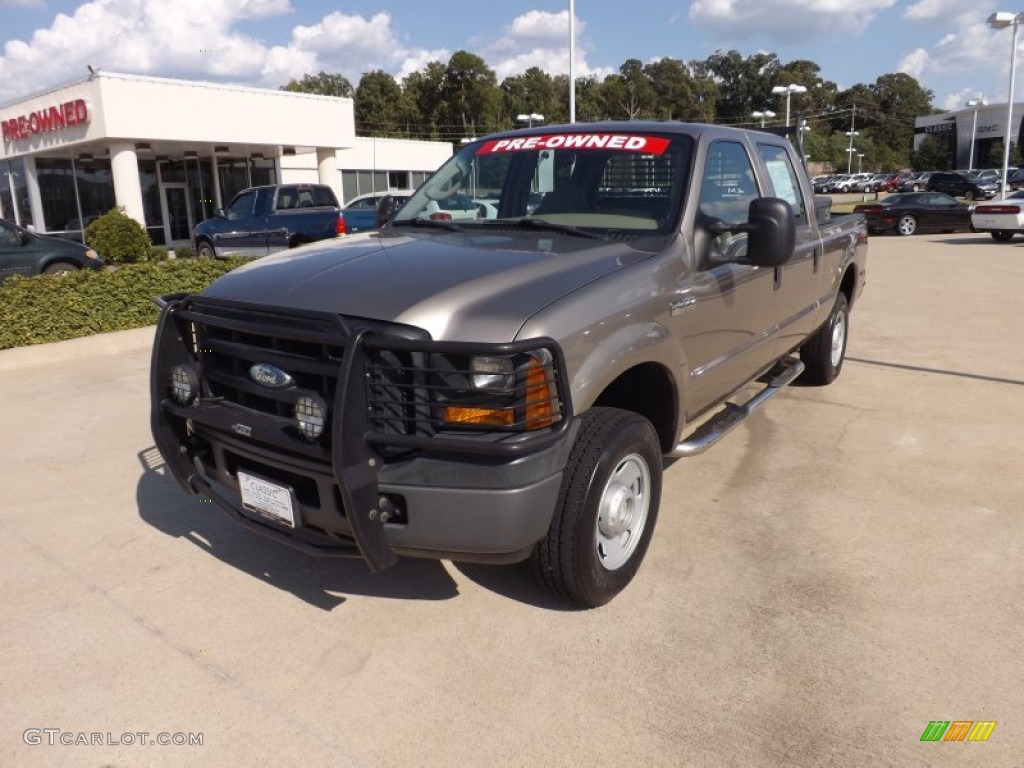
xmin=897 ymin=214 xmax=918 ymax=236
xmin=800 ymin=293 xmax=849 ymax=386
xmin=533 ymin=408 xmax=662 ymax=608
xmin=991 ymin=231 xmax=1015 ymax=242
xmin=196 ymin=241 xmax=216 ymax=259
xmin=43 ymin=262 xmax=78 ymax=276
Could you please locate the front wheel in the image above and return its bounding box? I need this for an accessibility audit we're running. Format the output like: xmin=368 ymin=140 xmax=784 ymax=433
xmin=196 ymin=241 xmax=216 ymax=259
xmin=991 ymin=231 xmax=1015 ymax=242
xmin=800 ymin=293 xmax=849 ymax=386
xmin=897 ymin=214 xmax=918 ymax=236
xmin=43 ymin=262 xmax=78 ymax=276
xmin=533 ymin=408 xmax=662 ymax=608
xmin=964 ymin=190 xmax=976 ymax=201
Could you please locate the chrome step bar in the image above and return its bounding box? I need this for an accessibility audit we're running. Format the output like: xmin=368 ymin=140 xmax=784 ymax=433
xmin=670 ymin=356 xmax=805 ymax=457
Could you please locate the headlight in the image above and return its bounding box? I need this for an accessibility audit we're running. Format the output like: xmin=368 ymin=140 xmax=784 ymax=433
xmin=294 ymin=395 xmax=328 ymax=440
xmin=440 ymin=349 xmax=560 ymax=431
xmin=470 ymin=356 xmax=515 ymax=390
xmin=84 ymin=248 xmax=100 ymax=260
xmin=169 ymin=364 xmax=199 ymax=405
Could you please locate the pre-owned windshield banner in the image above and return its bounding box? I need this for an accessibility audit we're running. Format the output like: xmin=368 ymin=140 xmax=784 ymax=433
xmin=477 ymin=134 xmax=670 ymax=155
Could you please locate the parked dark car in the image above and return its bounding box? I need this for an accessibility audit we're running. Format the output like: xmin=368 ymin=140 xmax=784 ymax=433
xmin=898 ymin=172 xmax=933 ymax=192
xmin=1004 ymin=168 xmax=1024 ymax=191
xmin=853 ymin=192 xmax=975 ymax=236
xmin=0 ymin=218 xmax=104 ymax=281
xmin=926 ymin=171 xmax=999 ymax=200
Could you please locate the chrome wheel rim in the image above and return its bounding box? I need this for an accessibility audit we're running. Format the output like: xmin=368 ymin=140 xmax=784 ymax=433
xmin=899 ymin=217 xmax=915 ymax=235
xmin=830 ymin=309 xmax=847 ymax=369
xmin=595 ymin=453 xmax=651 ymax=571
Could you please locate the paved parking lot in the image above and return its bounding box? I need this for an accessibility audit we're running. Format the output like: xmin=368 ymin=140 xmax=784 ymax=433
xmin=2 ymin=232 xmax=1022 ymax=767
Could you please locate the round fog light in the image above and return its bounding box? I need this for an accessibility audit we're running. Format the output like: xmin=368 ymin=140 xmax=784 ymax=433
xmin=294 ymin=395 xmax=327 ymax=440
xmin=169 ymin=364 xmax=199 ymax=405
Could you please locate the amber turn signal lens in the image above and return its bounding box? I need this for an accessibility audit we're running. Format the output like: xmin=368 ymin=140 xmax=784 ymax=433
xmin=443 ymin=406 xmax=514 ymax=426
xmin=524 ymin=358 xmax=554 ymax=429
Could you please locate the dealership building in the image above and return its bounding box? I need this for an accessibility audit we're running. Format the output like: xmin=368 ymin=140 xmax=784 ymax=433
xmin=914 ymin=101 xmax=1024 ymax=170
xmin=0 ymin=71 xmax=453 ymax=245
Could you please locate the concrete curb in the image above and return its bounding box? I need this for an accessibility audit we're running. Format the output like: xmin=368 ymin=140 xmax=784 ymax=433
xmin=0 ymin=325 xmax=156 ymax=373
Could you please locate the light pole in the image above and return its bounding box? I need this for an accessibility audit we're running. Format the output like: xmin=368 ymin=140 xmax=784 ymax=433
xmin=772 ymin=83 xmax=808 ymax=127
xmin=751 ymin=109 xmax=776 ymax=128
xmin=857 ymin=153 xmax=865 ymax=173
xmin=966 ymin=98 xmax=987 ymax=171
xmin=845 ymin=130 xmax=860 ymax=173
xmin=516 ymin=113 xmax=544 ymax=128
xmin=989 ymin=11 xmax=1024 ymax=199
xmin=569 ymin=0 xmax=575 ymax=123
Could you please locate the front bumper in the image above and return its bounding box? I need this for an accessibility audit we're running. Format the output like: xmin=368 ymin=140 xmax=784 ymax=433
xmin=150 ymin=294 xmax=573 ymax=570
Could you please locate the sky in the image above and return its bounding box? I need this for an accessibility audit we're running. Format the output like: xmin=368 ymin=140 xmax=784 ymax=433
xmin=0 ymin=0 xmax=1014 ymax=114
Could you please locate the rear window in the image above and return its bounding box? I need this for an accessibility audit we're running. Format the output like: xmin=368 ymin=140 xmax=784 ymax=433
xmin=276 ymin=185 xmax=338 ymax=209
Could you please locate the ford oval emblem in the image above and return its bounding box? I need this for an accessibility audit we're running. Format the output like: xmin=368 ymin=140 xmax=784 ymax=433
xmin=249 ymin=363 xmax=294 ymax=389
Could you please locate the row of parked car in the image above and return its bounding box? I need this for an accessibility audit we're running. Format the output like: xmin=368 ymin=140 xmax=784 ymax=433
xmin=813 ymin=169 xmax=1024 ymax=200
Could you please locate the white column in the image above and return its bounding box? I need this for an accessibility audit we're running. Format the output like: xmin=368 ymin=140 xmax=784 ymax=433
xmin=109 ymin=141 xmax=145 ymax=226
xmin=211 ymin=155 xmax=223 ymax=210
xmin=316 ymin=148 xmax=341 ymax=202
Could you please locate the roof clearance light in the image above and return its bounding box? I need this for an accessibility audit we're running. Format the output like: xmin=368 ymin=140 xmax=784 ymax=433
xmin=294 ymin=395 xmax=328 ymax=440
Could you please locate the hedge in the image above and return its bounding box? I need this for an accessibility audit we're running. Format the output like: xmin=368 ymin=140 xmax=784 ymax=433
xmin=0 ymin=259 xmax=249 ymax=350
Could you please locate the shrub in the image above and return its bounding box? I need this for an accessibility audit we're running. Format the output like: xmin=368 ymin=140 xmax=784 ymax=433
xmin=85 ymin=207 xmax=152 ymax=265
xmin=149 ymin=246 xmax=171 ymax=261
xmin=171 ymin=244 xmax=196 ymax=259
xmin=0 ymin=258 xmax=248 ymax=350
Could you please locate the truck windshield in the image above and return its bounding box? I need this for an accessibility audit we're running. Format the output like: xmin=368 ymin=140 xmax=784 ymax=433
xmin=392 ymin=131 xmax=693 ymax=235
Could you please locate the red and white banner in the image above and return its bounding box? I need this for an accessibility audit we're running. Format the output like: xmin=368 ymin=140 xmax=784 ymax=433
xmin=477 ymin=134 xmax=670 ymax=155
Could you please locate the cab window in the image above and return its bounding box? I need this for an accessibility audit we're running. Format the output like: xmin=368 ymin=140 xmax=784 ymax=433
xmin=699 ymin=141 xmax=759 ymax=260
xmin=226 ymin=191 xmax=257 ymax=220
xmin=757 ymin=144 xmax=806 ymax=224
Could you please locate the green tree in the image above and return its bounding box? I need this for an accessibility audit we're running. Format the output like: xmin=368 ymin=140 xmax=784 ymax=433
xmin=441 ymin=51 xmax=501 ymax=140
xmin=698 ymin=50 xmax=781 ymax=123
xmin=280 ymin=71 xmax=354 ymax=98
xmin=643 ymin=58 xmax=698 ymax=121
xmin=912 ymin=135 xmax=954 ymax=171
xmin=501 ymin=67 xmax=558 ymax=126
xmin=402 ymin=61 xmax=448 ymax=139
xmin=355 ymin=71 xmax=404 ymax=137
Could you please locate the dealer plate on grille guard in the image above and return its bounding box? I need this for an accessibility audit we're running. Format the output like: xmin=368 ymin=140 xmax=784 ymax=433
xmin=238 ymin=471 xmax=296 ymax=528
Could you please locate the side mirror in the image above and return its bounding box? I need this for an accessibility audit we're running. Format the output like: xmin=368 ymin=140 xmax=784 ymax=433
xmin=375 ymin=195 xmax=399 ymax=228
xmin=215 ymin=208 xmax=226 ymax=219
xmin=746 ymin=197 xmax=796 ymax=268
xmin=19 ymin=230 xmax=31 ymax=245
xmin=704 ymin=197 xmax=795 ymax=268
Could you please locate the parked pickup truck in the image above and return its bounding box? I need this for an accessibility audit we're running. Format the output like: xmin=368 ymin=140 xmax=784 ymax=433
xmin=151 ymin=121 xmax=867 ymax=607
xmin=192 ymin=183 xmax=344 ymax=259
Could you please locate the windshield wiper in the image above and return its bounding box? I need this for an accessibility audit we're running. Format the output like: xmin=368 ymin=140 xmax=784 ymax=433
xmin=482 ymin=217 xmax=604 ymax=240
xmin=390 ymin=217 xmax=465 ymax=232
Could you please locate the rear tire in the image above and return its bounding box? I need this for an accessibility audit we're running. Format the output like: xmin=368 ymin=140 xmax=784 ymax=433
xmin=800 ymin=293 xmax=849 ymax=386
xmin=897 ymin=214 xmax=918 ymax=236
xmin=533 ymin=408 xmax=662 ymax=608
xmin=991 ymin=231 xmax=1015 ymax=242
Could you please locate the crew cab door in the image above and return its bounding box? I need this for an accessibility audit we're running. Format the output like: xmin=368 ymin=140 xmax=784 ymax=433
xmin=213 ymin=189 xmax=269 ymax=258
xmin=0 ymin=219 xmax=37 ymax=281
xmin=755 ymin=142 xmax=822 ymax=355
xmin=675 ymin=139 xmax=782 ymax=417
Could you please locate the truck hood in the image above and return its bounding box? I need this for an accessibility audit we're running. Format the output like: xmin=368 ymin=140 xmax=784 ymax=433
xmin=204 ymin=230 xmax=653 ymax=342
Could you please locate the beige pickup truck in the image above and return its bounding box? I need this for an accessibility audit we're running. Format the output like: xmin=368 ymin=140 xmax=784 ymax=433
xmin=151 ymin=121 xmax=867 ymax=607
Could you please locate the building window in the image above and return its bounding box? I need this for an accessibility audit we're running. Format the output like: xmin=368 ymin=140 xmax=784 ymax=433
xmin=138 ymin=159 xmax=165 ymax=245
xmin=249 ymin=157 xmax=276 ymax=188
xmin=75 ymin=158 xmax=115 ymax=229
xmin=35 ymin=158 xmax=80 ymax=236
xmin=218 ymin=158 xmax=250 ymax=203
xmin=341 ymin=169 xmax=409 ymax=204
xmin=1 ymin=159 xmax=34 ymax=228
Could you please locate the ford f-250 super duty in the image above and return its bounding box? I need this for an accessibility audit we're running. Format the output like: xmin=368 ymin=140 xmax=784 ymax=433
xmin=151 ymin=121 xmax=867 ymax=607
xmin=192 ymin=183 xmax=343 ymax=259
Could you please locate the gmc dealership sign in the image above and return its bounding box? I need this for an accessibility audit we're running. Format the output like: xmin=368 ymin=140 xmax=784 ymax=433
xmin=1 ymin=99 xmax=90 ymax=142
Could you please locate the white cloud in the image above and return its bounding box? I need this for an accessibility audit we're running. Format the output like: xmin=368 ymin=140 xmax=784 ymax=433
xmin=903 ymin=0 xmax=973 ymax=21
xmin=483 ymin=10 xmax=609 ymax=81
xmin=0 ymin=0 xmax=293 ymax=101
xmin=688 ymin=0 xmax=898 ymax=42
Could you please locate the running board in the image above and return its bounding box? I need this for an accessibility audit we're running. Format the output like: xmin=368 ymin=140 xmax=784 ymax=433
xmin=670 ymin=356 xmax=805 ymax=457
